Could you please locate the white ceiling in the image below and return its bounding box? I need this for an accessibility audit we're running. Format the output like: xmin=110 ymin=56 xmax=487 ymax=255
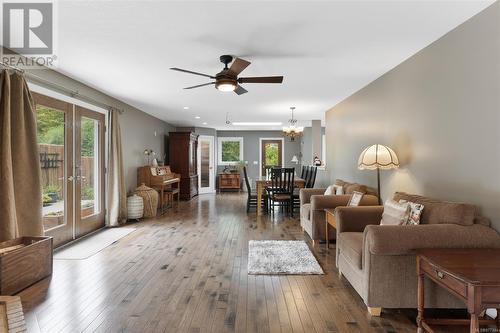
xmin=54 ymin=0 xmax=494 ymax=130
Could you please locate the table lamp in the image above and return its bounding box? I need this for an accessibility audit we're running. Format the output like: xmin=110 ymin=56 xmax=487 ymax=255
xmin=358 ymin=144 xmax=399 ymax=204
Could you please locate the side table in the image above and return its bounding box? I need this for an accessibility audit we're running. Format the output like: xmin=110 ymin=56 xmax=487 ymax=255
xmin=324 ymin=208 xmax=336 ymax=249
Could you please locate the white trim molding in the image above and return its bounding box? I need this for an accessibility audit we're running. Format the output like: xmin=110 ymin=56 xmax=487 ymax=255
xmin=218 ymin=137 xmax=244 ymax=165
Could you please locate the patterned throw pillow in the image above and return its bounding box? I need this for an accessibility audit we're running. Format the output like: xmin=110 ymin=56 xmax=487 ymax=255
xmin=399 ymin=200 xmax=425 ymax=225
xmin=381 ymin=199 xmax=410 ymax=225
xmin=348 ymin=191 xmax=364 ymax=207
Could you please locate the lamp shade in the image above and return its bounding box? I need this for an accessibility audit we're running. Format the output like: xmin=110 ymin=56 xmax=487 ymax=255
xmin=358 ymin=144 xmax=399 ymax=170
xmin=291 ymin=155 xmax=299 ymax=163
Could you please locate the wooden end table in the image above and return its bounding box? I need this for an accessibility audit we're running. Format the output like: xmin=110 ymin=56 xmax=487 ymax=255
xmin=324 ymin=209 xmax=336 ymax=249
xmin=416 ymin=248 xmax=500 ymax=333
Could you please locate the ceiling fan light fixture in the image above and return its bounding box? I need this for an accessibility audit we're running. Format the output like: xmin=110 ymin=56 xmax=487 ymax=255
xmin=215 ymin=80 xmax=237 ymax=92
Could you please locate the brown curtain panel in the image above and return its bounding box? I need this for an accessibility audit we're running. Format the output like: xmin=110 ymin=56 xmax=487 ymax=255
xmin=0 ymin=70 xmax=43 ymax=241
xmin=106 ymin=109 xmax=127 ymax=226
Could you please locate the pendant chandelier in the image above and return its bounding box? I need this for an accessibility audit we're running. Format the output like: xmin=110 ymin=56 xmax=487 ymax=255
xmin=282 ymin=107 xmax=304 ymax=138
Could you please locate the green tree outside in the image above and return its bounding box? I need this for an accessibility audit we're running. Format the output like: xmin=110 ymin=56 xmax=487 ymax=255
xmin=36 ymin=106 xmax=95 ymax=157
xmin=221 ymin=141 xmax=240 ymax=162
xmin=265 ymin=144 xmax=279 ymax=166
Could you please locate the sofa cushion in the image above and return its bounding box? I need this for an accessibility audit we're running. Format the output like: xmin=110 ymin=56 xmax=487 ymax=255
xmin=339 ymin=232 xmax=363 ymax=269
xmin=301 ymin=203 xmax=311 ymax=221
xmin=393 ymin=192 xmax=476 ymax=226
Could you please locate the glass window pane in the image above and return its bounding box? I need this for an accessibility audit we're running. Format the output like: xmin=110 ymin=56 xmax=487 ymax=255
xmin=221 ymin=141 xmax=240 ymax=162
xmin=80 ymin=116 xmax=99 ymax=218
xmin=37 ymin=105 xmax=66 ymax=231
xmin=265 ymin=143 xmax=279 ymax=166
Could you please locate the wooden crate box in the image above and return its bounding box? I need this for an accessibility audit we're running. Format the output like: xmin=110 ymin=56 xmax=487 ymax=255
xmin=0 ymin=237 xmax=53 ymax=295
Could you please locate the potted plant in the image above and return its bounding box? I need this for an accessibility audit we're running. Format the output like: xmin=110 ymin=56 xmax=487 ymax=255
xmin=43 ymin=184 xmax=60 ymax=203
xmin=42 ymin=193 xmax=52 ymax=207
xmin=233 ymin=160 xmax=246 ymax=173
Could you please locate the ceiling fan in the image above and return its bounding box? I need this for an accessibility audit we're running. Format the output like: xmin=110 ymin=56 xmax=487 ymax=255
xmin=170 ymin=55 xmax=283 ymax=95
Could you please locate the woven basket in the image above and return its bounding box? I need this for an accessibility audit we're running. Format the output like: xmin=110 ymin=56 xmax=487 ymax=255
xmin=127 ymin=195 xmax=144 ymax=220
xmin=134 ymin=184 xmax=158 ymax=218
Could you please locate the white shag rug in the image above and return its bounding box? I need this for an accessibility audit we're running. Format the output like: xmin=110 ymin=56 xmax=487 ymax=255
xmin=248 ymin=240 xmax=324 ymax=275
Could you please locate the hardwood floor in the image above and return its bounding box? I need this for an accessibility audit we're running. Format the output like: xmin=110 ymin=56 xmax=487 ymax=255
xmin=18 ymin=193 xmax=467 ymax=333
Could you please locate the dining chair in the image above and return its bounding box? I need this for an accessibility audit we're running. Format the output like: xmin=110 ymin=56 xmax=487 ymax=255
xmin=306 ymin=166 xmax=318 ymax=188
xmin=300 ymin=165 xmax=307 ymax=179
xmin=267 ymin=168 xmax=295 ymax=217
xmin=243 ymin=166 xmax=267 ymax=213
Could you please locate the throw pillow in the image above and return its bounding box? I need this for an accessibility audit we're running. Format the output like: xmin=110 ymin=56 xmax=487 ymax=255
xmin=324 ymin=185 xmax=334 ymax=195
xmin=348 ymin=191 xmax=364 ymax=206
xmin=399 ymin=200 xmax=424 ymax=225
xmin=334 ymin=185 xmax=344 ymax=195
xmin=381 ymin=199 xmax=410 ymax=225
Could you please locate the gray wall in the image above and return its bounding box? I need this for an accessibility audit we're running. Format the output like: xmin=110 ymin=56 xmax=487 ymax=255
xmin=25 ymin=68 xmax=175 ymax=193
xmin=300 ymin=126 xmax=329 ymax=188
xmin=325 ymin=3 xmax=500 ymax=229
xmin=301 ymin=127 xmax=325 ymax=165
xmin=216 ymin=131 xmax=301 ymax=184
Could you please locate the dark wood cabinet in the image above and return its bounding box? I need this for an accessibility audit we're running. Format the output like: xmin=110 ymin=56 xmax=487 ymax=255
xmin=169 ymin=132 xmax=199 ymax=200
xmin=218 ymin=173 xmax=241 ymax=191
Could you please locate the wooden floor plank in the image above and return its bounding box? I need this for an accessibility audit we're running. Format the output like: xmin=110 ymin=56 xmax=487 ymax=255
xmin=17 ymin=193 xmax=456 ymax=333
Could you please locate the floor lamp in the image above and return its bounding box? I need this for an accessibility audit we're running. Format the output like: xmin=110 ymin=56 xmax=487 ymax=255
xmin=358 ymin=144 xmax=400 ymax=204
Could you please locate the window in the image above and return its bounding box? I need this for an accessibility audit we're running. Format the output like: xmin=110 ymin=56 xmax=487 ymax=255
xmin=218 ymin=137 xmax=243 ymax=165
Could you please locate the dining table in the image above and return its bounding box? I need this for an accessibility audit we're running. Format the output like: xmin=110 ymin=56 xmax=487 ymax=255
xmin=255 ymin=176 xmax=306 ymax=215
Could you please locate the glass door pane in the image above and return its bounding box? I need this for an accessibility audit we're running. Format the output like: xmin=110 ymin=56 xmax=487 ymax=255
xmin=261 ymin=139 xmax=283 ymax=177
xmin=200 ymin=140 xmax=210 ymax=188
xmin=80 ymin=116 xmax=100 ymax=218
xmin=198 ymin=136 xmax=214 ymax=194
xmin=34 ymin=93 xmax=74 ymax=247
xmin=75 ymin=106 xmax=105 ymax=238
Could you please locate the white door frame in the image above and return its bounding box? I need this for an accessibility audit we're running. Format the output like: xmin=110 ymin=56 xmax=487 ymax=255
xmin=197 ymin=135 xmax=216 ymax=194
xmin=258 ymin=137 xmax=285 ymax=177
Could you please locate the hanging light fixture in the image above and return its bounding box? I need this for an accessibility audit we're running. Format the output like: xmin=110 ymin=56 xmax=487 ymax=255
xmin=282 ymin=107 xmax=304 ymax=139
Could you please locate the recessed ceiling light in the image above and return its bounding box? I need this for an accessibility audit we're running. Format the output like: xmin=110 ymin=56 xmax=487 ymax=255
xmin=195 ymin=116 xmax=200 ymax=119
xmin=232 ymin=122 xmax=283 ymax=126
xmin=183 ymin=106 xmax=189 ymax=110
xmin=202 ymin=122 xmax=207 ymax=125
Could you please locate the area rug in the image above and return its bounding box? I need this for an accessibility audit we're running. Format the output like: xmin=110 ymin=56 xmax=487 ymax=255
xmin=248 ymin=240 xmax=324 ymax=275
xmin=54 ymin=227 xmax=135 ymax=260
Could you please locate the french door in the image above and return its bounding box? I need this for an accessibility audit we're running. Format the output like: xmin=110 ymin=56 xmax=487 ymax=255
xmin=197 ymin=135 xmax=215 ymax=194
xmin=34 ymin=93 xmax=105 ymax=247
xmin=260 ymin=138 xmax=283 ymax=177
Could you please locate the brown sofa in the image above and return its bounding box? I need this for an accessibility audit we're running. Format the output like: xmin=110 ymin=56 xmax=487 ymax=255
xmin=335 ymin=192 xmax=500 ymax=316
xmin=299 ymin=180 xmax=379 ymax=242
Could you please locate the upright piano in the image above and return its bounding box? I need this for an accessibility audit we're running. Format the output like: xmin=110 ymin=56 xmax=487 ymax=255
xmin=137 ymin=166 xmax=181 ymax=213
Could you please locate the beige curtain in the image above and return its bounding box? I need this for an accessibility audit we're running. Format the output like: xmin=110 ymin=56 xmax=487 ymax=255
xmin=106 ymin=109 xmax=127 ymax=226
xmin=0 ymin=70 xmax=43 ymax=241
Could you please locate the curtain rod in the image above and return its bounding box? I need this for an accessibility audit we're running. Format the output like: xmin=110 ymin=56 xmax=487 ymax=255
xmin=1 ymin=62 xmax=124 ymax=114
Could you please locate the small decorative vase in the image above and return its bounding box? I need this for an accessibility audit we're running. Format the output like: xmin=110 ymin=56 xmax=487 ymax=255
xmin=152 ymin=158 xmax=158 ymax=167
xmin=127 ymin=195 xmax=144 ymax=220
xmin=134 ymin=183 xmax=159 ymax=218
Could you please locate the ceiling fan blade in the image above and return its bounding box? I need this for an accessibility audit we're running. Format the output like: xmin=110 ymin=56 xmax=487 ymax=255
xmin=183 ymin=82 xmax=215 ymax=90
xmin=170 ymin=67 xmax=215 ymax=79
xmin=234 ymin=85 xmax=248 ymax=95
xmin=229 ymin=57 xmax=251 ymax=75
xmin=238 ymin=76 xmax=283 ymax=84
